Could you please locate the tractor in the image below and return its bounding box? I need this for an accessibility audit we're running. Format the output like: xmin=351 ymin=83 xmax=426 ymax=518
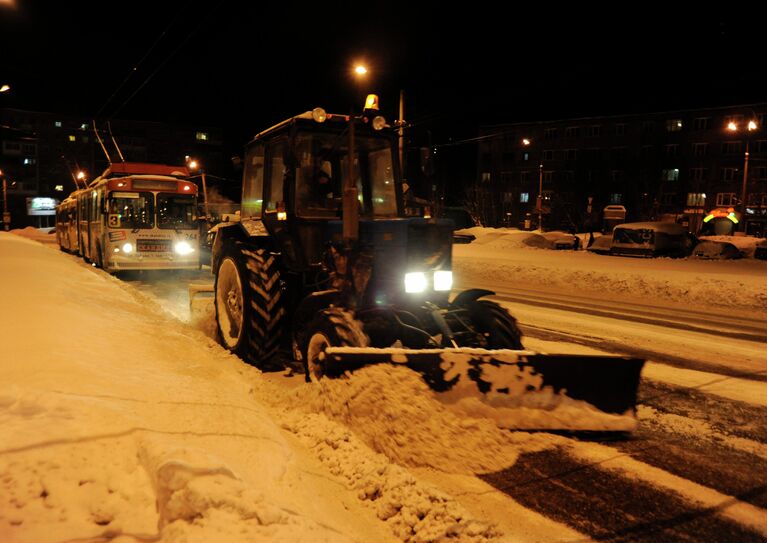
xmin=207 ymin=98 xmax=644 ymax=426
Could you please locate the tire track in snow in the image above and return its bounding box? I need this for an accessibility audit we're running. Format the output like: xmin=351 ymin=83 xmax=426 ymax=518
xmin=480 ymin=446 xmax=767 ymax=542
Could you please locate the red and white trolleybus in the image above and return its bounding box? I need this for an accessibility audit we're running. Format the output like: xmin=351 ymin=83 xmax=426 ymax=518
xmin=56 ymin=162 xmax=200 ymax=272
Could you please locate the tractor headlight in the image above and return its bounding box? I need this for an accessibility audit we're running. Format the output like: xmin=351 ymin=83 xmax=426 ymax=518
xmin=121 ymin=242 xmax=133 ymax=254
xmin=404 ymin=272 xmax=427 ymax=293
xmin=433 ymin=270 xmax=453 ymax=291
xmin=174 ymin=241 xmax=195 ymax=255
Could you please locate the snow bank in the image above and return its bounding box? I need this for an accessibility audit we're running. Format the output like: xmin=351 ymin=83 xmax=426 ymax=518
xmin=0 ymin=233 xmax=392 ymax=542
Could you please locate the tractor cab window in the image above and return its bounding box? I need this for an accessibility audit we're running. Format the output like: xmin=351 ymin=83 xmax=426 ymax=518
xmin=295 ymin=131 xmax=398 ymax=218
xmin=265 ymin=141 xmax=286 ymax=212
xmin=242 ymin=144 xmax=264 ymax=218
xmin=296 ymin=135 xmax=342 ymax=218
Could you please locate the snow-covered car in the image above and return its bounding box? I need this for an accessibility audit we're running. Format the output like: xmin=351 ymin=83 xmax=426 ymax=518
xmin=691 ymin=240 xmax=743 ymax=260
xmin=610 ymin=222 xmax=695 ymax=258
xmin=523 ymin=231 xmax=579 ymax=250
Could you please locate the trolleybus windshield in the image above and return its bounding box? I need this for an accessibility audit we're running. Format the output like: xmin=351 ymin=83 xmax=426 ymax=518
xmin=157 ymin=193 xmax=196 ymax=229
xmin=108 ymin=192 xmax=154 ymax=228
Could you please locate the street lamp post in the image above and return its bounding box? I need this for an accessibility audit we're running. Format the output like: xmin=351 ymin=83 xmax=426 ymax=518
xmin=1 ymin=169 xmax=8 ymax=231
xmin=187 ymin=158 xmax=209 ymax=220
xmin=522 ymin=138 xmax=544 ymax=231
xmin=727 ymin=119 xmax=758 ymax=231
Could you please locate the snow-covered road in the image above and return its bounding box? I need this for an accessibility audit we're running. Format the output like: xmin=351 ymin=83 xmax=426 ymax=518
xmin=2 ymin=227 xmax=766 ymax=542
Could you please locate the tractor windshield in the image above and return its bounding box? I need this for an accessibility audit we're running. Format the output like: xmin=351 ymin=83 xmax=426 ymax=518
xmin=295 ymin=131 xmax=398 ymax=218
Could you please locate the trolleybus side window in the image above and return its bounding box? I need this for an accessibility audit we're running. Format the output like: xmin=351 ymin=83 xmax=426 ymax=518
xmin=157 ymin=193 xmax=196 ymax=229
xmin=108 ymin=191 xmax=154 ymax=228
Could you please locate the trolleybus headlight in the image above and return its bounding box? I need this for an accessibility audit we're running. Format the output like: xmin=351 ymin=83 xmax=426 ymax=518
xmin=404 ymin=272 xmax=427 ymax=293
xmin=433 ymin=270 xmax=453 ymax=291
xmin=174 ymin=241 xmax=195 ymax=255
xmin=121 ymin=242 xmax=133 ymax=254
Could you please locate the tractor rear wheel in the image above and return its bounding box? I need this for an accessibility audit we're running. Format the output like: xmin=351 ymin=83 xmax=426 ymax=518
xmin=215 ymin=241 xmax=285 ymax=367
xmin=302 ymin=308 xmax=368 ymax=382
xmin=465 ymin=299 xmax=524 ymax=350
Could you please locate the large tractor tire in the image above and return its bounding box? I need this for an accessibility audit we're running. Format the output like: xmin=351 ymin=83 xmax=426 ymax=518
xmin=214 ymin=241 xmax=285 ymax=368
xmin=301 ymin=307 xmax=368 ymax=382
xmin=465 ymin=299 xmax=524 ymax=350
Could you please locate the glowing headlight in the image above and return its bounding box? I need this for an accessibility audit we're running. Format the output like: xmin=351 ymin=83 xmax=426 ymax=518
xmin=433 ymin=270 xmax=453 ymax=291
xmin=121 ymin=242 xmax=133 ymax=254
xmin=174 ymin=241 xmax=195 ymax=255
xmin=404 ymin=272 xmax=427 ymax=293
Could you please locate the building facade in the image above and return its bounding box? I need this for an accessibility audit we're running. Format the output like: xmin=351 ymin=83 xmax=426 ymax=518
xmin=475 ymin=103 xmax=767 ymax=237
xmin=0 ymin=108 xmax=225 ymax=228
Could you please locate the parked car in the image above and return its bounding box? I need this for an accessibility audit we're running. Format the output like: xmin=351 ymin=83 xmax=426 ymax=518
xmin=691 ymin=240 xmax=743 ymax=259
xmin=610 ymin=221 xmax=696 ymax=258
xmin=523 ymin=231 xmax=579 ymax=250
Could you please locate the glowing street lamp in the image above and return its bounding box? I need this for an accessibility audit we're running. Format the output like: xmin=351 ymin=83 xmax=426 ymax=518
xmin=0 ymin=85 xmax=10 ymax=93
xmin=727 ymin=118 xmax=759 ymax=229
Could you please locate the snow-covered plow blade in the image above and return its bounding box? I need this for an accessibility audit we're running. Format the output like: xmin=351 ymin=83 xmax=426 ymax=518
xmin=322 ymin=348 xmax=645 ymax=430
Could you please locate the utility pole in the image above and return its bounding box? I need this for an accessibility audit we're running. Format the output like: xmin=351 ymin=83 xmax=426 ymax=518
xmin=398 ymin=90 xmax=405 ymax=175
xmin=2 ymin=170 xmax=8 ymax=231
xmin=538 ymin=161 xmax=544 ymax=232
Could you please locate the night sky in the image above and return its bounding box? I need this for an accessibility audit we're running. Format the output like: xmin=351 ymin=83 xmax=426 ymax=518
xmin=1 ymin=2 xmax=765 ymax=158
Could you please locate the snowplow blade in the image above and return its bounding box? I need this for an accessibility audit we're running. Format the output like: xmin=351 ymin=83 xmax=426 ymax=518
xmin=322 ymin=348 xmax=645 ymax=429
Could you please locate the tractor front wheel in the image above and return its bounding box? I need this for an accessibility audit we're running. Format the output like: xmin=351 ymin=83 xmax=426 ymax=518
xmin=302 ymin=308 xmax=368 ymax=382
xmin=465 ymin=299 xmax=524 ymax=350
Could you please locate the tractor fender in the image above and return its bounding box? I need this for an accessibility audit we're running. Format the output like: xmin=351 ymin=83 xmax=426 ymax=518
xmin=291 ymin=289 xmax=344 ymax=355
xmin=450 ymin=288 xmax=496 ymax=307
xmin=211 ymin=220 xmax=270 ymax=273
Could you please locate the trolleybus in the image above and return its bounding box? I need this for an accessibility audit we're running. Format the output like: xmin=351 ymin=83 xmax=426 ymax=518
xmin=56 ymin=162 xmax=200 ymax=272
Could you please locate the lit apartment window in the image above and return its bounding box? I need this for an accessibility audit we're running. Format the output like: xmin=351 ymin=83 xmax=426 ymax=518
xmin=22 ymin=158 xmax=36 ymax=165
xmin=609 ymin=193 xmax=623 ymax=204
xmin=693 ymin=117 xmax=710 ymax=130
xmin=686 ymin=193 xmax=705 ymax=206
xmin=662 ymin=168 xmax=680 ymax=181
xmin=80 ymin=123 xmax=88 ymax=131
xmin=68 ymin=135 xmax=76 ymax=142
xmin=716 ymin=193 xmax=737 ymax=206
xmin=54 ymin=185 xmax=64 ymax=192
xmin=196 ymin=131 xmax=209 ymax=141
xmin=55 ymin=121 xmax=62 ymax=128
xmin=692 ymin=143 xmax=708 ymax=157
xmin=666 ymin=119 xmax=683 ymax=132
xmin=481 ymin=172 xmax=491 ymax=182
xmin=519 ymin=192 xmax=530 ymax=203
xmin=523 ymin=152 xmax=530 ymax=161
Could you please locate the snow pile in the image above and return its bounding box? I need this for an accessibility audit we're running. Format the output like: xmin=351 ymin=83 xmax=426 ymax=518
xmin=279 ymin=409 xmax=502 ymax=543
xmin=10 ymin=226 xmax=57 ymax=245
xmin=280 ymin=364 xmax=560 ymax=474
